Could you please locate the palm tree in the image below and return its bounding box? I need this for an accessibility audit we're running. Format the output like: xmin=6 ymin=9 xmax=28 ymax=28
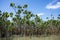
xmin=57 ymin=14 xmax=60 ymax=34
xmin=23 ymin=10 xmax=34 ymax=36
xmin=57 ymin=14 xmax=60 ymax=21
xmin=10 ymin=3 xmax=30 ymax=36
xmin=10 ymin=12 xmax=13 ymax=17
xmin=34 ymin=15 xmax=42 ymax=36
xmin=0 ymin=11 xmax=12 ymax=38
xmin=10 ymin=3 xmax=22 ymax=35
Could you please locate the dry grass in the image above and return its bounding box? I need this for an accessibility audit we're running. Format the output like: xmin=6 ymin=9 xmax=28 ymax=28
xmin=0 ymin=35 xmax=60 ymax=40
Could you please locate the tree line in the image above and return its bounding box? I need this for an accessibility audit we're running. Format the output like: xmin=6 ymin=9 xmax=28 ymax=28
xmin=0 ymin=3 xmax=60 ymax=37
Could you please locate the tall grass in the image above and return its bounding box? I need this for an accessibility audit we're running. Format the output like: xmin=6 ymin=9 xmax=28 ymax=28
xmin=0 ymin=35 xmax=60 ymax=40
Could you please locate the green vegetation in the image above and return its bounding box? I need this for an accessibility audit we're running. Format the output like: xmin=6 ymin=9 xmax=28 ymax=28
xmin=0 ymin=3 xmax=60 ymax=39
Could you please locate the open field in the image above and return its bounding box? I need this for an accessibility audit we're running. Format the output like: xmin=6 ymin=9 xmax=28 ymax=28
xmin=0 ymin=35 xmax=60 ymax=40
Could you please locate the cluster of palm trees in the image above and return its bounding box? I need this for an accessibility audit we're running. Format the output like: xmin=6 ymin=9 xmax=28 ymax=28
xmin=0 ymin=3 xmax=60 ymax=37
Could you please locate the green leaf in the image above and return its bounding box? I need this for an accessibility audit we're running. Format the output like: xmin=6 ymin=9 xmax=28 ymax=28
xmin=13 ymin=17 xmax=17 ymax=22
xmin=23 ymin=4 xmax=28 ymax=8
xmin=10 ymin=3 xmax=15 ymax=7
xmin=23 ymin=10 xmax=28 ymax=14
xmin=10 ymin=12 xmax=13 ymax=17
xmin=17 ymin=5 xmax=22 ymax=9
xmin=17 ymin=10 xmax=21 ymax=14
xmin=3 ymin=12 xmax=9 ymax=18
xmin=5 ymin=20 xmax=10 ymax=25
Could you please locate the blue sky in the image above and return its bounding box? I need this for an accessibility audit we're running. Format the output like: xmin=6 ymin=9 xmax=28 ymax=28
xmin=0 ymin=0 xmax=60 ymax=20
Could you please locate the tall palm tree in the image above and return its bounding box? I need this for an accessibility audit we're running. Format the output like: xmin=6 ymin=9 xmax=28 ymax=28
xmin=57 ymin=14 xmax=60 ymax=34
xmin=23 ymin=10 xmax=34 ymax=36
xmin=34 ymin=15 xmax=42 ymax=36
xmin=57 ymin=14 xmax=60 ymax=21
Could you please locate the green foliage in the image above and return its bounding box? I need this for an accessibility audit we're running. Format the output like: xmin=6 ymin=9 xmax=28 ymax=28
xmin=35 ymin=15 xmax=41 ymax=22
xmin=13 ymin=17 xmax=17 ymax=22
xmin=10 ymin=12 xmax=13 ymax=17
xmin=21 ymin=18 xmax=25 ymax=24
xmin=10 ymin=2 xmax=15 ymax=7
xmin=5 ymin=20 xmax=10 ymax=25
xmin=17 ymin=10 xmax=21 ymax=14
xmin=57 ymin=14 xmax=60 ymax=20
xmin=17 ymin=5 xmax=22 ymax=9
xmin=23 ymin=10 xmax=28 ymax=14
xmin=0 ymin=3 xmax=60 ymax=37
xmin=3 ymin=12 xmax=9 ymax=18
xmin=0 ymin=10 xmax=2 ymax=15
xmin=23 ymin=4 xmax=28 ymax=8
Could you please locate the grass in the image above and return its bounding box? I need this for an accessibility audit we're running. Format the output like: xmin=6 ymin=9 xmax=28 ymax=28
xmin=0 ymin=35 xmax=60 ymax=40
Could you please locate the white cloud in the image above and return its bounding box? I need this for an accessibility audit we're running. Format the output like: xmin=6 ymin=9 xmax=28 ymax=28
xmin=46 ymin=0 xmax=60 ymax=9
xmin=36 ymin=13 xmax=44 ymax=16
xmin=46 ymin=2 xmax=60 ymax=9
